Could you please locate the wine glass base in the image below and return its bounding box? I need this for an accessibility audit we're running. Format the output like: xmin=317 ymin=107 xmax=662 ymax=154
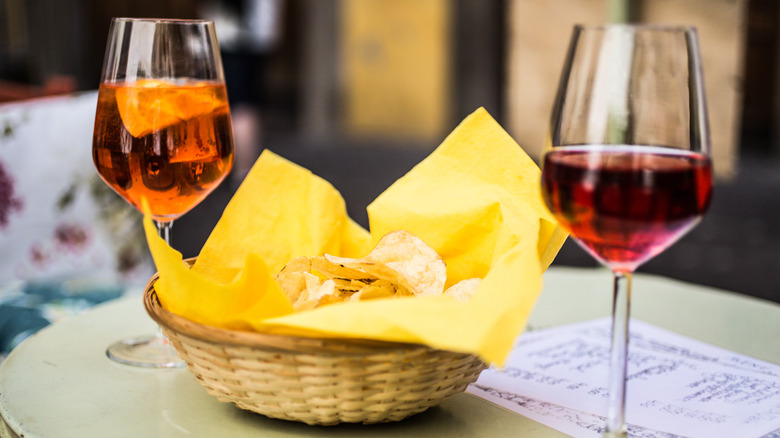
xmin=603 ymin=430 xmax=628 ymax=438
xmin=106 ymin=334 xmax=185 ymax=368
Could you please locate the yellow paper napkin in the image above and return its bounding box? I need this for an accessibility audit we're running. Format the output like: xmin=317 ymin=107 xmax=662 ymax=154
xmin=145 ymin=107 xmax=567 ymax=365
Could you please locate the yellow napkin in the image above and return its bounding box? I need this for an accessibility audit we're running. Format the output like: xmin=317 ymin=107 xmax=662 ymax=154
xmin=145 ymin=107 xmax=567 ymax=365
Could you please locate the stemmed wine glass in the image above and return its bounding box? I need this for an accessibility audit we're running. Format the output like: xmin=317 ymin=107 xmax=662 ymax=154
xmin=541 ymin=24 xmax=713 ymax=436
xmin=93 ymin=18 xmax=234 ymax=367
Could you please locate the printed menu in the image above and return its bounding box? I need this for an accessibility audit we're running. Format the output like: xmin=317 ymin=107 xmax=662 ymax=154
xmin=468 ymin=318 xmax=780 ymax=438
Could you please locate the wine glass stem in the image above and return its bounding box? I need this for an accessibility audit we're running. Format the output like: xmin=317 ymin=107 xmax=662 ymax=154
xmin=153 ymin=220 xmax=174 ymax=345
xmin=155 ymin=220 xmax=174 ymax=246
xmin=605 ymin=271 xmax=632 ymax=437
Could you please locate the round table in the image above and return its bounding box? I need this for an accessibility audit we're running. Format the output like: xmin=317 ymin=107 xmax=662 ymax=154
xmin=1 ymin=267 xmax=778 ymax=437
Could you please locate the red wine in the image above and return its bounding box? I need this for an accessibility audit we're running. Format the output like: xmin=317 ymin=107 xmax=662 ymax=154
xmin=541 ymin=145 xmax=712 ymax=272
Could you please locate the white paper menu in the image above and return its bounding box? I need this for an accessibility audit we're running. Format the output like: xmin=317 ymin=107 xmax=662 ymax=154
xmin=468 ymin=318 xmax=780 ymax=438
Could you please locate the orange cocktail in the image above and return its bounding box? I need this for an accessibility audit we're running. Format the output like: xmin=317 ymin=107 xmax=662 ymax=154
xmin=93 ymin=79 xmax=234 ymax=222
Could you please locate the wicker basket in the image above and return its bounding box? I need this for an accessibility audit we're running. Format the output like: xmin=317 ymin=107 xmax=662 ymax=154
xmin=143 ymin=272 xmax=488 ymax=425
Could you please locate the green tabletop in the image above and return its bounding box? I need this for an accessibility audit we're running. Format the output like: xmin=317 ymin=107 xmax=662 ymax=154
xmin=0 ymin=266 xmax=777 ymax=438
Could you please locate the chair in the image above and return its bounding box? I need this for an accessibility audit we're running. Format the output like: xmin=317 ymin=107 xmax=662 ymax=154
xmin=0 ymin=92 xmax=153 ymax=355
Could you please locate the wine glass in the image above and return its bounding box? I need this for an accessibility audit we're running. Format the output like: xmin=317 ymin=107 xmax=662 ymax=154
xmin=540 ymin=24 xmax=713 ymax=436
xmin=92 ymin=18 xmax=234 ymax=367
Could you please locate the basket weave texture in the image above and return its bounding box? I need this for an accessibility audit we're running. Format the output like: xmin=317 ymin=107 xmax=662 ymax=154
xmin=143 ymin=274 xmax=488 ymax=425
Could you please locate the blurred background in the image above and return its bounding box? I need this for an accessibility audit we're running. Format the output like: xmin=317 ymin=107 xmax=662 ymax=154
xmin=1 ymin=0 xmax=779 ymax=304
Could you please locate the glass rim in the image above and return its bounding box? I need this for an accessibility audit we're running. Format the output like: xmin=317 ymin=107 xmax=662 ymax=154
xmin=111 ymin=17 xmax=214 ymax=25
xmin=573 ymin=23 xmax=697 ymax=33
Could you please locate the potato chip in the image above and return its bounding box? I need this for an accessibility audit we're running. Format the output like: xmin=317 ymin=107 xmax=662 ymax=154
xmin=310 ymin=256 xmax=373 ymax=281
xmin=274 ymin=257 xmax=313 ymax=303
xmin=293 ymin=278 xmax=338 ymax=311
xmin=302 ymin=271 xmax=323 ymax=293
xmin=273 ymin=230 xmax=453 ymax=311
xmin=444 ymin=278 xmax=481 ymax=302
xmin=331 ymin=278 xmax=371 ymax=293
xmin=323 ymin=230 xmax=446 ymax=296
xmin=350 ymin=279 xmax=397 ymax=302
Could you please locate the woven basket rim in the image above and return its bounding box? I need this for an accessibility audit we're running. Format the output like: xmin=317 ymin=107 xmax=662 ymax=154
xmin=142 ymin=260 xmax=444 ymax=355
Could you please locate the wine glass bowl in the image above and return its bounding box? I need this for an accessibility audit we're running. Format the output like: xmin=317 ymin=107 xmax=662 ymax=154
xmin=92 ymin=18 xmax=234 ymax=367
xmin=93 ymin=80 xmax=233 ymax=222
xmin=541 ymin=145 xmax=712 ymax=273
xmin=93 ymin=19 xmax=234 ymax=225
xmin=541 ymin=24 xmax=713 ymax=436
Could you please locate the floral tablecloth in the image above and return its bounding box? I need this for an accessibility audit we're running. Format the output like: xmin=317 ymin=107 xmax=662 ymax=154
xmin=0 ymin=92 xmax=153 ymax=357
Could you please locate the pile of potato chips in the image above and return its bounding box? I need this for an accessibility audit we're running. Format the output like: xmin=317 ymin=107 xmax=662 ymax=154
xmin=274 ymin=230 xmax=480 ymax=311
